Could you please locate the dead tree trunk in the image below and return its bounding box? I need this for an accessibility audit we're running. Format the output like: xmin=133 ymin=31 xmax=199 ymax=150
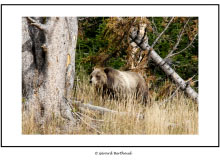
xmin=130 ymin=23 xmax=198 ymax=103
xmin=22 ymin=17 xmax=78 ymax=133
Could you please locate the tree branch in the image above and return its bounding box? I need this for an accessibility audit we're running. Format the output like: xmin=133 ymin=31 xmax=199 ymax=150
xmin=77 ymin=112 xmax=104 ymax=122
xmin=151 ymin=17 xmax=174 ymax=48
xmin=151 ymin=17 xmax=158 ymax=35
xmin=159 ymin=86 xmax=181 ymax=107
xmin=166 ymin=33 xmax=198 ymax=59
xmin=27 ymin=17 xmax=48 ymax=31
xmin=165 ymin=18 xmax=190 ymax=59
xmin=73 ymin=112 xmax=103 ymax=134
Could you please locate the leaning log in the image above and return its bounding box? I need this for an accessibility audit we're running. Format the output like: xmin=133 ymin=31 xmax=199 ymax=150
xmin=130 ymin=23 xmax=198 ymax=103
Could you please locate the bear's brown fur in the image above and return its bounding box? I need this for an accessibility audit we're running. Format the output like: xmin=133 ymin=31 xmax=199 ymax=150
xmin=90 ymin=67 xmax=148 ymax=104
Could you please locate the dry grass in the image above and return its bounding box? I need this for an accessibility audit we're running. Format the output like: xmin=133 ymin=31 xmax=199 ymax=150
xmin=22 ymin=75 xmax=198 ymax=135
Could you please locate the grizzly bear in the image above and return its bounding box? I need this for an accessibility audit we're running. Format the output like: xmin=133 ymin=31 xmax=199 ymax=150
xmin=90 ymin=67 xmax=148 ymax=104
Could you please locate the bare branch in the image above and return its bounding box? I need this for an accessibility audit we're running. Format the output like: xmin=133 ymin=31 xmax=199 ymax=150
xmin=151 ymin=17 xmax=158 ymax=35
xmin=151 ymin=17 xmax=174 ymax=48
xmin=166 ymin=18 xmax=191 ymax=59
xmin=186 ymin=74 xmax=197 ymax=83
xmin=192 ymin=80 xmax=198 ymax=83
xmin=137 ymin=51 xmax=144 ymax=64
xmin=159 ymin=86 xmax=181 ymax=107
xmin=166 ymin=33 xmax=198 ymax=59
xmin=77 ymin=112 xmax=104 ymax=122
xmin=73 ymin=112 xmax=103 ymax=134
xmin=26 ymin=17 xmax=47 ymax=31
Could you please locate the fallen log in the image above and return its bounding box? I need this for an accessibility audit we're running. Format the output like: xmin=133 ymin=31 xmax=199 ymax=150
xmin=73 ymin=100 xmax=125 ymax=114
xmin=72 ymin=101 xmax=144 ymax=119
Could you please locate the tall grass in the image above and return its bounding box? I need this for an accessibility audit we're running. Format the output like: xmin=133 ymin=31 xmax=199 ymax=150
xmin=22 ymin=74 xmax=198 ymax=135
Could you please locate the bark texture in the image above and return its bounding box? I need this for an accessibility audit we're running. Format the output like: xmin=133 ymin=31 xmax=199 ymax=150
xmin=130 ymin=25 xmax=198 ymax=103
xmin=22 ymin=17 xmax=78 ymax=132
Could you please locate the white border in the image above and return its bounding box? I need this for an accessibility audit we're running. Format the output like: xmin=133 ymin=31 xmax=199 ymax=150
xmin=2 ymin=5 xmax=219 ymax=146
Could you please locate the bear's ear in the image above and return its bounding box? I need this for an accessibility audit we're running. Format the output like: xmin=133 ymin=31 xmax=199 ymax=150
xmin=104 ymin=67 xmax=114 ymax=74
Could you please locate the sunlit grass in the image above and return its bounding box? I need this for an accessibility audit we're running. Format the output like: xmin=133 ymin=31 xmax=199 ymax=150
xmin=22 ymin=75 xmax=198 ymax=135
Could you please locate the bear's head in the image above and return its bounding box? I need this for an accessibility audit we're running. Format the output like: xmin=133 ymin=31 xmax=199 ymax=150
xmin=90 ymin=67 xmax=107 ymax=88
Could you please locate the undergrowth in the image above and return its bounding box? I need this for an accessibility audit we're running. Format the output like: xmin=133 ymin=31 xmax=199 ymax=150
xmin=22 ymin=74 xmax=198 ymax=135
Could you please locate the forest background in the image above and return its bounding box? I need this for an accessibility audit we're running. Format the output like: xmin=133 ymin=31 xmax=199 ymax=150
xmin=76 ymin=17 xmax=198 ymax=96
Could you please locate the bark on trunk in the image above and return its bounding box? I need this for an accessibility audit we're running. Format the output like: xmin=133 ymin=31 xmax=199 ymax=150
xmin=22 ymin=17 xmax=78 ymax=133
xmin=130 ymin=26 xmax=198 ymax=103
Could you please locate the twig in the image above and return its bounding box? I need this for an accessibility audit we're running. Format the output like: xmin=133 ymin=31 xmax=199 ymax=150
xmin=159 ymin=86 xmax=181 ymax=107
xmin=137 ymin=51 xmax=143 ymax=64
xmin=73 ymin=112 xmax=103 ymax=134
xmin=77 ymin=112 xmax=104 ymax=122
xmin=186 ymin=74 xmax=197 ymax=82
xmin=151 ymin=17 xmax=158 ymax=35
xmin=166 ymin=18 xmax=191 ymax=59
xmin=193 ymin=80 xmax=198 ymax=83
xmin=159 ymin=74 xmax=197 ymax=107
xmin=151 ymin=17 xmax=174 ymax=48
xmin=166 ymin=33 xmax=198 ymax=59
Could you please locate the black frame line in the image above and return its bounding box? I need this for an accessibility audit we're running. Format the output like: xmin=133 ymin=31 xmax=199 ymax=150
xmin=0 ymin=4 xmax=219 ymax=5
xmin=1 ymin=4 xmax=219 ymax=148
